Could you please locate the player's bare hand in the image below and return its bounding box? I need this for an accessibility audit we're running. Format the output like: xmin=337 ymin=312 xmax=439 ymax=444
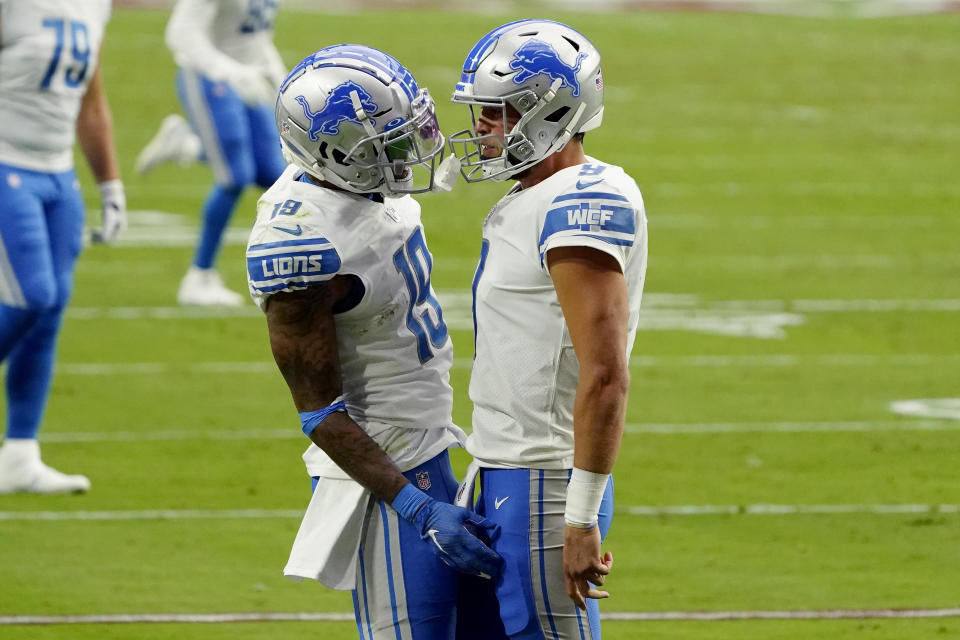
xmin=563 ymin=524 xmax=614 ymax=610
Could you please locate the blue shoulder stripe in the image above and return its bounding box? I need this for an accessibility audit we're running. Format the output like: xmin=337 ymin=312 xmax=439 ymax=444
xmin=552 ymin=191 xmax=629 ymax=204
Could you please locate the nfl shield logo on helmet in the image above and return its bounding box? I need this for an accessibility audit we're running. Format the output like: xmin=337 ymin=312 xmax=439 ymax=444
xmin=416 ymin=470 xmax=432 ymax=490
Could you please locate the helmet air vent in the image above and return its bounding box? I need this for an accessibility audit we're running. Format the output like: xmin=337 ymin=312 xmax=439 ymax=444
xmin=544 ymin=106 xmax=570 ymax=123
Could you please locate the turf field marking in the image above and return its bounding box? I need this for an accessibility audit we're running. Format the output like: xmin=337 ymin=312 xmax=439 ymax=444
xmin=890 ymin=398 xmax=960 ymax=420
xmin=65 ymin=296 xmax=960 ymax=321
xmin=2 ymin=607 xmax=959 ymax=625
xmin=2 ymin=504 xmax=957 ymax=522
xmin=622 ymin=504 xmax=960 ymax=516
xmin=0 ymin=509 xmax=304 ymax=521
xmin=652 ymin=213 xmax=940 ymax=230
xmin=67 ymin=306 xmax=261 ymax=319
xmin=51 ymin=354 xmax=960 ymax=376
xmin=624 ymin=419 xmax=960 ymax=434
xmin=37 ymin=419 xmax=960 ymax=444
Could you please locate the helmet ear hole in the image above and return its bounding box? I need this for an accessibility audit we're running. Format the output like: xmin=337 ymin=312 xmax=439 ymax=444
xmin=331 ymin=148 xmax=349 ymax=166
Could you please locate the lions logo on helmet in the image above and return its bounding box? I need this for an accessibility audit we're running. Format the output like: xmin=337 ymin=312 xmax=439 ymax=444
xmin=296 ymin=81 xmax=378 ymax=140
xmin=509 ymin=40 xmax=587 ymax=97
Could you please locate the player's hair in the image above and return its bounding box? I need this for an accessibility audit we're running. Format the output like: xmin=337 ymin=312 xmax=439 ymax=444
xmin=573 ymin=132 xmax=586 ymax=144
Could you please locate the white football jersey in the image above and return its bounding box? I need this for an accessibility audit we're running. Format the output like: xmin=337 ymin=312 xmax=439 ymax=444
xmin=247 ymin=166 xmax=464 ymax=477
xmin=165 ymin=0 xmax=284 ymax=84
xmin=468 ymin=158 xmax=648 ymax=469
xmin=0 ymin=0 xmax=111 ymax=172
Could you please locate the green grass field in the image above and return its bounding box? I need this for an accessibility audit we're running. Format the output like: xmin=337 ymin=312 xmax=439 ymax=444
xmin=2 ymin=7 xmax=959 ymax=639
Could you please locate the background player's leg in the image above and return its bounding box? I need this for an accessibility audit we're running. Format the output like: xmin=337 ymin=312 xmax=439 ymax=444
xmin=176 ymin=70 xmax=254 ymax=306
xmin=5 ymin=170 xmax=84 ymax=439
xmin=246 ymin=103 xmax=286 ymax=189
xmin=0 ymin=168 xmax=88 ymax=494
xmin=0 ymin=166 xmax=56 ymax=359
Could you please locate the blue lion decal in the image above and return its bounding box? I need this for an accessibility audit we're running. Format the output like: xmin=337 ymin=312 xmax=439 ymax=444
xmin=296 ymin=81 xmax=378 ymax=141
xmin=509 ymin=39 xmax=587 ymax=97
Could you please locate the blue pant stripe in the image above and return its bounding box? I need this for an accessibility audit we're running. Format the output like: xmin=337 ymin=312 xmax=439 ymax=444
xmin=575 ymin=605 xmax=587 ymax=640
xmin=378 ymin=501 xmax=404 ymax=640
xmin=0 ymin=232 xmax=26 ymax=308
xmin=537 ymin=470 xmax=560 ymax=640
xmin=351 ymin=589 xmax=366 ymax=640
xmin=357 ymin=545 xmax=374 ymax=640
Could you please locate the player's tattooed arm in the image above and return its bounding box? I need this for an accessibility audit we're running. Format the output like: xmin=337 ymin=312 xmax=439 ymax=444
xmin=265 ymin=280 xmax=408 ymax=503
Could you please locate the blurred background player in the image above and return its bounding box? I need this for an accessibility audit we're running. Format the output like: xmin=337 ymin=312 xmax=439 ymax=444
xmin=0 ymin=0 xmax=126 ymax=493
xmin=449 ymin=20 xmax=648 ymax=639
xmin=136 ymin=0 xmax=287 ymax=306
xmin=249 ymin=45 xmax=502 ymax=638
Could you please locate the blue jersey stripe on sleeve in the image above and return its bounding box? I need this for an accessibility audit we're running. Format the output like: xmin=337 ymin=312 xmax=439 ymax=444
xmin=247 ymin=247 xmax=341 ymax=287
xmin=248 ymin=237 xmax=331 ymax=252
xmin=538 ymin=204 xmax=636 ymax=248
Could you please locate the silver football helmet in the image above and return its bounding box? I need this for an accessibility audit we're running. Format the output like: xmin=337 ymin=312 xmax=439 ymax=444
xmin=449 ymin=20 xmax=604 ymax=182
xmin=276 ymin=45 xmax=445 ymax=195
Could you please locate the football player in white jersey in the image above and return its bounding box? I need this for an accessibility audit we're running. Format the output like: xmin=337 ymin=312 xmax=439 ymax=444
xmin=136 ymin=0 xmax=287 ymax=306
xmin=246 ymin=45 xmax=503 ymax=639
xmin=447 ymin=20 xmax=648 ymax=640
xmin=0 ymin=0 xmax=125 ymax=493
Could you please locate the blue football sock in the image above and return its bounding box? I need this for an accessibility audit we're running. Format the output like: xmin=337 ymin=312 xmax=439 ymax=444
xmin=192 ymin=184 xmax=242 ymax=270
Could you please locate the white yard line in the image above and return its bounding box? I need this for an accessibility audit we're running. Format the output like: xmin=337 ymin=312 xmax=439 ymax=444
xmin=2 ymin=504 xmax=956 ymax=523
xmin=624 ymin=419 xmax=960 ymax=434
xmin=623 ymin=504 xmax=960 ymax=516
xmin=36 ymin=419 xmax=960 ymax=444
xmin=2 ymin=607 xmax=959 ymax=625
xmin=51 ymin=354 xmax=960 ymax=376
xmin=65 ymin=297 xmax=960 ymax=321
xmin=0 ymin=509 xmax=304 ymax=521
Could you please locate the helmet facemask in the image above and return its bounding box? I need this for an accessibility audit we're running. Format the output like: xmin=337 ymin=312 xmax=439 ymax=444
xmin=449 ymin=80 xmax=587 ymax=183
xmin=346 ymin=91 xmax=446 ymax=195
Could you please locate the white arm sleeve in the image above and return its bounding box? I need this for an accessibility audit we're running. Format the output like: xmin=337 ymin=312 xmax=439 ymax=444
xmin=164 ymin=0 xmax=247 ymax=83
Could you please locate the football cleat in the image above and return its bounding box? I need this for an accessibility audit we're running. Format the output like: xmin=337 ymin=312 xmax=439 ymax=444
xmin=177 ymin=267 xmax=245 ymax=307
xmin=135 ymin=114 xmax=203 ymax=175
xmin=0 ymin=440 xmax=90 ymax=495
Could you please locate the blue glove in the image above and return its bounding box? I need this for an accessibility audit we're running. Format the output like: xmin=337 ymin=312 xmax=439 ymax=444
xmin=392 ymin=483 xmax=503 ymax=580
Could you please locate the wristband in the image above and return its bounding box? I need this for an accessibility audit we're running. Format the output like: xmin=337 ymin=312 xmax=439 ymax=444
xmin=564 ymin=467 xmax=609 ymax=529
xmin=391 ymin=483 xmax=430 ymax=523
xmin=98 ymin=179 xmax=125 ymax=203
xmin=298 ymin=399 xmax=346 ymax=437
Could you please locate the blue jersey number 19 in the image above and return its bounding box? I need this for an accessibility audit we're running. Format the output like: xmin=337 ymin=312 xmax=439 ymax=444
xmin=393 ymin=227 xmax=448 ymax=363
